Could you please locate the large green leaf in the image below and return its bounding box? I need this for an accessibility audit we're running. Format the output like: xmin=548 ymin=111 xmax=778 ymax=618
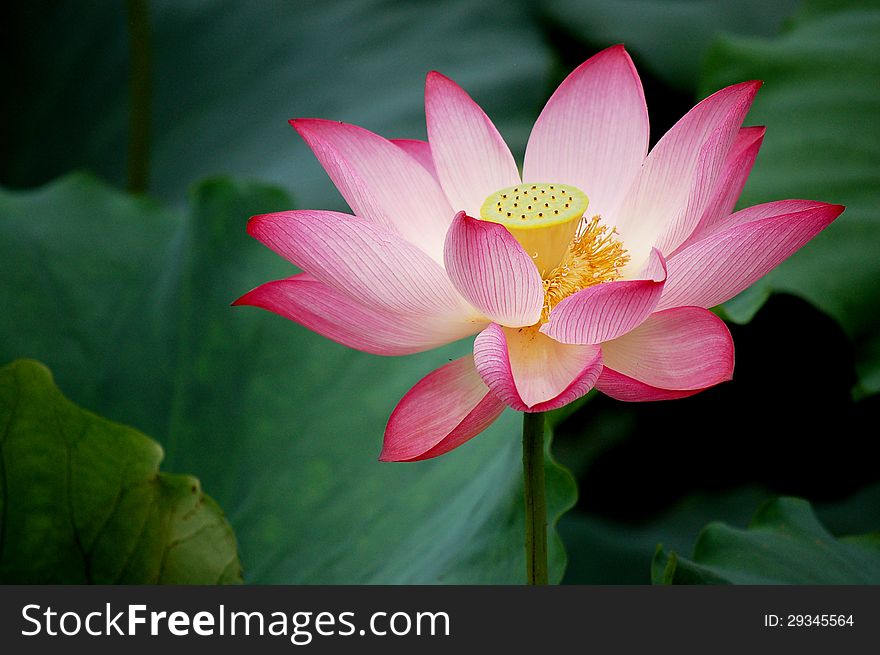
xmin=561 ymin=487 xmax=771 ymax=584
xmin=701 ymin=0 xmax=880 ymax=394
xmin=0 ymin=359 xmax=241 ymax=583
xmin=538 ymin=0 xmax=801 ymax=91
xmin=653 ymin=497 xmax=880 ymax=584
xmin=559 ymin=483 xmax=880 ymax=584
xmin=4 ymin=0 xmax=552 ymax=211
xmin=0 ymin=173 xmax=576 ymax=583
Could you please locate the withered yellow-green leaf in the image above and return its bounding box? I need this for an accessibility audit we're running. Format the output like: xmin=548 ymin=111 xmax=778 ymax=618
xmin=0 ymin=359 xmax=242 ymax=584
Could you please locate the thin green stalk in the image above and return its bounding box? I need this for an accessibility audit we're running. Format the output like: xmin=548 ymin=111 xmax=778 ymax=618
xmin=127 ymin=0 xmax=152 ymax=193
xmin=522 ymin=411 xmax=548 ymax=585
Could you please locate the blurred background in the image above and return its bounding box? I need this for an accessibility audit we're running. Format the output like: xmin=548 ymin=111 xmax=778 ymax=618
xmin=2 ymin=0 xmax=878 ymax=584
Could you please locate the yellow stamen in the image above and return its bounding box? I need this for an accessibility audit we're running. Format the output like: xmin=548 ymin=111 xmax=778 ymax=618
xmin=541 ymin=215 xmax=629 ymax=321
xmin=480 ymin=182 xmax=589 ymax=274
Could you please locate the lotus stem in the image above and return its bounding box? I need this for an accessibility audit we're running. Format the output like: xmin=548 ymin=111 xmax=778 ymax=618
xmin=522 ymin=410 xmax=548 ymax=585
xmin=126 ymin=0 xmax=152 ymax=193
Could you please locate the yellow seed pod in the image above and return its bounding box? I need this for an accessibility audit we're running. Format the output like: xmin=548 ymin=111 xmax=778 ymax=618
xmin=479 ymin=183 xmax=589 ymax=276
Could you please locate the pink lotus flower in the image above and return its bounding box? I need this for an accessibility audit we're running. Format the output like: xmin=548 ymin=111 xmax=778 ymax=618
xmin=236 ymin=45 xmax=843 ymax=462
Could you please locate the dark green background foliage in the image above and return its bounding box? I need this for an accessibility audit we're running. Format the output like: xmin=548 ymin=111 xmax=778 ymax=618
xmin=2 ymin=0 xmax=878 ymax=583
